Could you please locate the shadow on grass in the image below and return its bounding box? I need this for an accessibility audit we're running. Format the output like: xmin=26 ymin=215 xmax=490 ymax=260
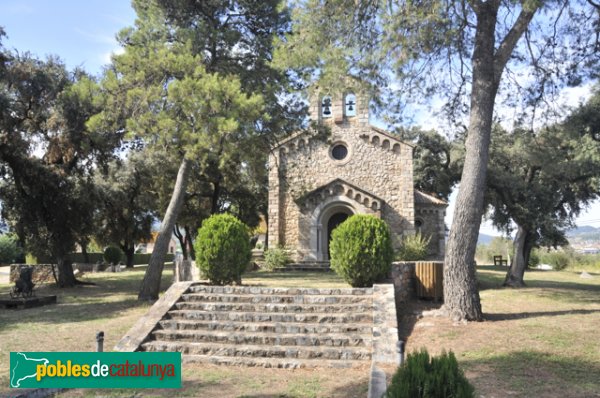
xmin=462 ymin=350 xmax=600 ymax=398
xmin=0 ymin=269 xmax=172 ymax=332
xmin=485 ymin=308 xmax=600 ymax=321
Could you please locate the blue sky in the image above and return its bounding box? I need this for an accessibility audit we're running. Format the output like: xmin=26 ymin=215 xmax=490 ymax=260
xmin=2 ymin=1 xmax=599 ymax=233
xmin=1 ymin=0 xmax=135 ymax=76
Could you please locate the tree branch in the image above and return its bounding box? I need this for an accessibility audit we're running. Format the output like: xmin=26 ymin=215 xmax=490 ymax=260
xmin=493 ymin=4 xmax=539 ymax=81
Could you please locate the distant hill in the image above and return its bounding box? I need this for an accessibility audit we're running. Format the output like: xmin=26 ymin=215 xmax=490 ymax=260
xmin=567 ymin=225 xmax=600 ymax=236
xmin=478 ymin=233 xmax=499 ymax=245
xmin=567 ymin=225 xmax=600 ymax=244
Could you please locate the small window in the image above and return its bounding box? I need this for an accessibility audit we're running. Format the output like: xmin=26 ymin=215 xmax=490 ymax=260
xmin=321 ymin=96 xmax=332 ymax=118
xmin=345 ymin=93 xmax=356 ymax=117
xmin=415 ymin=219 xmax=423 ymax=234
xmin=331 ymin=144 xmax=348 ymax=160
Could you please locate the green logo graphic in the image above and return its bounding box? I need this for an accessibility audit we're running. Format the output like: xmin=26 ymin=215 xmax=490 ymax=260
xmin=10 ymin=352 xmax=181 ymax=389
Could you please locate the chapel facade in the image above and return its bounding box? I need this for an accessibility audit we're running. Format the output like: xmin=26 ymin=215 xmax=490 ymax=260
xmin=267 ymin=91 xmax=447 ymax=262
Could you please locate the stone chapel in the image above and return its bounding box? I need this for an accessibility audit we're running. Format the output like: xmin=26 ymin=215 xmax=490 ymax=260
xmin=267 ymin=91 xmax=447 ymax=262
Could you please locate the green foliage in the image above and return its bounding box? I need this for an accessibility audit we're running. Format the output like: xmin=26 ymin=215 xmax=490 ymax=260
xmin=385 ymin=349 xmax=475 ymax=398
xmin=103 ymin=246 xmax=123 ymax=265
xmin=329 ymin=215 xmax=393 ymax=287
xmin=194 ymin=214 xmax=251 ymax=285
xmin=263 ymin=246 xmax=290 ymax=271
xmin=539 ymin=250 xmax=572 ymax=271
xmin=395 ymin=233 xmax=431 ymax=261
xmin=0 ymin=234 xmax=23 ymax=264
xmin=528 ymin=250 xmax=540 ymax=268
xmin=475 ymin=237 xmax=514 ymax=264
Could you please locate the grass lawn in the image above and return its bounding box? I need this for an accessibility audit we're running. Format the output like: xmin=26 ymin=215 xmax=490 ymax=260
xmin=1 ymin=266 xmax=598 ymax=397
xmin=399 ymin=265 xmax=600 ymax=398
xmin=0 ymin=268 xmax=366 ymax=398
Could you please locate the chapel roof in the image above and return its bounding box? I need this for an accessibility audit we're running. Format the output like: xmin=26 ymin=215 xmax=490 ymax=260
xmin=414 ymin=190 xmax=448 ymax=207
xmin=271 ymin=124 xmax=414 ymax=150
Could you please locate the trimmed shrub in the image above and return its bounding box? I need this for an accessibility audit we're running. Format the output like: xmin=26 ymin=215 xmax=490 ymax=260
xmin=329 ymin=214 xmax=393 ymax=287
xmin=0 ymin=234 xmax=23 ymax=264
xmin=263 ymin=246 xmax=290 ymax=271
xmin=385 ymin=349 xmax=475 ymax=398
xmin=194 ymin=214 xmax=251 ymax=285
xmin=395 ymin=233 xmax=431 ymax=261
xmin=103 ymin=246 xmax=123 ymax=265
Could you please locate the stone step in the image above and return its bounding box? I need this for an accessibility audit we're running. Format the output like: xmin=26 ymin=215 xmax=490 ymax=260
xmin=187 ymin=285 xmax=373 ymax=296
xmin=141 ymin=340 xmax=372 ymax=361
xmin=173 ymin=301 xmax=373 ymax=313
xmin=151 ymin=329 xmax=372 ymax=347
xmin=158 ymin=319 xmax=374 ymax=335
xmin=167 ymin=310 xmax=373 ymax=324
xmin=180 ymin=292 xmax=371 ymax=305
xmin=182 ymin=354 xmax=369 ymax=369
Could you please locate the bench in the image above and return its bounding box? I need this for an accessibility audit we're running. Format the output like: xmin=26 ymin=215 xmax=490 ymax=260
xmin=493 ymin=255 xmax=508 ymax=267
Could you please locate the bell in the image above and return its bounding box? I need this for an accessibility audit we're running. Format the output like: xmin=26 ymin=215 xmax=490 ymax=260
xmin=322 ymin=97 xmax=332 ymax=115
xmin=346 ymin=99 xmax=355 ymax=111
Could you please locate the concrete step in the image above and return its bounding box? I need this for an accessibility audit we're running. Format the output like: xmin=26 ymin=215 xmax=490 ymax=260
xmin=182 ymin=354 xmax=369 ymax=369
xmin=173 ymin=301 xmax=373 ymax=313
xmin=158 ymin=319 xmax=374 ymax=335
xmin=141 ymin=340 xmax=372 ymax=360
xmin=166 ymin=309 xmax=373 ymax=324
xmin=187 ymin=285 xmax=373 ymax=296
xmin=180 ymin=292 xmax=371 ymax=305
xmin=151 ymin=329 xmax=372 ymax=347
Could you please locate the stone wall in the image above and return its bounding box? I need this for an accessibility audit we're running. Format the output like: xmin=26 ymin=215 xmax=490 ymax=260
xmin=415 ymin=206 xmax=446 ymax=260
xmin=268 ymin=117 xmax=416 ymax=260
xmin=388 ymin=261 xmax=416 ymax=303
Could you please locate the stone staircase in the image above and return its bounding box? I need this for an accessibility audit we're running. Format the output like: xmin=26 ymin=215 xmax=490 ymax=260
xmin=139 ymin=285 xmax=373 ymax=368
xmin=115 ymin=282 xmax=398 ymax=370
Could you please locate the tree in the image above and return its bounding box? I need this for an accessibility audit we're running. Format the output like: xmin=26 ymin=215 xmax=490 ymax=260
xmin=95 ymin=151 xmax=157 ymax=267
xmin=276 ymin=1 xmax=599 ymax=320
xmin=486 ymin=89 xmax=600 ymax=287
xmin=0 ymin=33 xmax=118 ymax=287
xmin=90 ymin=1 xmax=300 ymax=300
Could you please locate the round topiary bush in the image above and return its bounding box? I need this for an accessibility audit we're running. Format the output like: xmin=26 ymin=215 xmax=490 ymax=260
xmin=194 ymin=213 xmax=251 ymax=285
xmin=103 ymin=245 xmax=123 ymax=265
xmin=329 ymin=214 xmax=393 ymax=287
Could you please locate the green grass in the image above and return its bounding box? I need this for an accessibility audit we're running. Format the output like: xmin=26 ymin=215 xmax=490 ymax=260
xmin=409 ymin=265 xmax=600 ymax=398
xmin=242 ymin=270 xmax=350 ymax=288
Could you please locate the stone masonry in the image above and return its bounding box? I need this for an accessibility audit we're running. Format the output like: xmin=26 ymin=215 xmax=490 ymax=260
xmin=268 ymin=90 xmax=447 ymax=261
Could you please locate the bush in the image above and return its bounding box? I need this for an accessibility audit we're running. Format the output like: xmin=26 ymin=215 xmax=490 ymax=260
xmin=395 ymin=233 xmax=431 ymax=261
xmin=528 ymin=249 xmax=540 ymax=268
xmin=385 ymin=349 xmax=475 ymax=398
xmin=263 ymin=246 xmax=290 ymax=271
xmin=329 ymin=214 xmax=393 ymax=287
xmin=103 ymin=246 xmax=123 ymax=265
xmin=0 ymin=234 xmax=23 ymax=264
xmin=194 ymin=214 xmax=251 ymax=285
xmin=540 ymin=250 xmax=572 ymax=270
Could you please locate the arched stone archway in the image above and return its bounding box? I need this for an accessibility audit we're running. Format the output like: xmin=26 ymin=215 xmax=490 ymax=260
xmin=310 ymin=200 xmax=355 ymax=260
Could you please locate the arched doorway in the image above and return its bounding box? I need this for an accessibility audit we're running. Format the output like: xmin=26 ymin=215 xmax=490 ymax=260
xmin=319 ymin=204 xmax=353 ymax=260
xmin=327 ymin=212 xmax=350 ymax=258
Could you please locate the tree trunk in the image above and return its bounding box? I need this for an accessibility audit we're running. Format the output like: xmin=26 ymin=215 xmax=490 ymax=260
xmin=56 ymin=254 xmax=77 ymax=288
xmin=124 ymin=242 xmax=135 ymax=268
xmin=138 ymin=157 xmax=193 ymax=301
xmin=81 ymin=240 xmax=90 ymax=263
xmin=504 ymin=225 xmax=528 ymax=287
xmin=443 ymin=1 xmax=537 ymax=321
xmin=184 ymin=225 xmax=195 ymax=260
xmin=443 ymin=6 xmax=500 ymax=322
xmin=173 ymin=224 xmax=188 ymax=259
